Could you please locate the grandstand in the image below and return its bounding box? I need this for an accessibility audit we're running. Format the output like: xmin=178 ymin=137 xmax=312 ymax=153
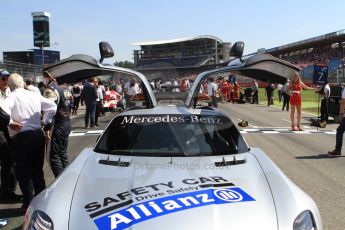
xmin=131 ymin=31 xmax=345 ymax=84
xmin=132 ymin=35 xmax=231 ymax=80
xmin=260 ymin=29 xmax=345 ymax=83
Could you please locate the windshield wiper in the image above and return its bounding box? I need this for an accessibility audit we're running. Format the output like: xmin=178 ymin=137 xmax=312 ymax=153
xmin=97 ymin=150 xmax=133 ymax=156
xmin=93 ymin=148 xmax=108 ymax=154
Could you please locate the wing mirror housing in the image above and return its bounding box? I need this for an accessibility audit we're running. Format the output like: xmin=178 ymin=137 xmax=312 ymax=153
xmin=99 ymin=41 xmax=114 ymax=63
xmin=230 ymin=41 xmax=245 ymax=61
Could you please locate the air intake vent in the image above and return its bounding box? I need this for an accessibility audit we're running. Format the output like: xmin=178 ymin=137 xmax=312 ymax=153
xmin=99 ymin=157 xmax=130 ymax=167
xmin=214 ymin=156 xmax=246 ymax=167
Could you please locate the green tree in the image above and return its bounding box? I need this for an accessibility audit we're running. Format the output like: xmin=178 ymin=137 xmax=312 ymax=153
xmin=114 ymin=61 xmax=134 ymax=69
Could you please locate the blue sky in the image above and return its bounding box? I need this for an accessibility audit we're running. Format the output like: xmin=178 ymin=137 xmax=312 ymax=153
xmin=1 ymin=0 xmax=345 ymax=62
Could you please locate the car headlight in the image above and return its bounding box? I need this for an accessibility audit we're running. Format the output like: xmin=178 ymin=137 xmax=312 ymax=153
xmin=23 ymin=210 xmax=54 ymax=230
xmin=293 ymin=210 xmax=317 ymax=230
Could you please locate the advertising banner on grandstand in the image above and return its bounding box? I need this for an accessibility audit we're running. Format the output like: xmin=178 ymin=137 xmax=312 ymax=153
xmin=313 ymin=65 xmax=328 ymax=84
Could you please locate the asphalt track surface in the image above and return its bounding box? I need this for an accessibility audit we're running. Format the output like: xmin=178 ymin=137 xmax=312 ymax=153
xmin=1 ymin=102 xmax=344 ymax=230
xmin=220 ymin=102 xmax=345 ymax=230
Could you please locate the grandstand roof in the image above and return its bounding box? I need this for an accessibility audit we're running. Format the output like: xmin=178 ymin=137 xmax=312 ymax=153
xmin=131 ymin=35 xmax=223 ymax=46
xmin=266 ymin=29 xmax=345 ymax=55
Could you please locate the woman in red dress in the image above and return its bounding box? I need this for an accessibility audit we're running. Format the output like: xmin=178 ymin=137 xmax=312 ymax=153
xmin=288 ymin=73 xmax=315 ymax=131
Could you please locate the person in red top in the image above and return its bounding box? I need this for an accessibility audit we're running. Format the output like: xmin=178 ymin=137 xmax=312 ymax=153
xmin=233 ymin=81 xmax=241 ymax=102
xmin=179 ymin=79 xmax=186 ymax=92
xmin=288 ymin=72 xmax=315 ymax=131
xmin=226 ymin=81 xmax=233 ymax=102
xmin=220 ymin=80 xmax=228 ymax=103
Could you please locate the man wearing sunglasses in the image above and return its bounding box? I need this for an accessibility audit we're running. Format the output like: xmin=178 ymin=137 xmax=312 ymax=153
xmin=0 ymin=69 xmax=21 ymax=201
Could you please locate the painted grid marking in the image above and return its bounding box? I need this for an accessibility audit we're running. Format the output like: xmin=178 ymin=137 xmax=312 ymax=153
xmin=240 ymin=129 xmax=336 ymax=135
xmin=69 ymin=129 xmax=337 ymax=137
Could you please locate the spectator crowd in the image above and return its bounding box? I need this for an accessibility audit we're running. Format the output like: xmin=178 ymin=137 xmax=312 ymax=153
xmin=0 ymin=69 xmax=118 ymax=214
xmin=282 ymin=46 xmax=343 ymax=68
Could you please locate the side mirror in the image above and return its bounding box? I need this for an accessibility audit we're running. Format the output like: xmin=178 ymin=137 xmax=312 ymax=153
xmin=230 ymin=41 xmax=245 ymax=59
xmin=99 ymin=41 xmax=114 ymax=63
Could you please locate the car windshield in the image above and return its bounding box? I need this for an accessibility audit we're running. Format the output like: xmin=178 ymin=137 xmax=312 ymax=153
xmin=95 ymin=114 xmax=246 ymax=156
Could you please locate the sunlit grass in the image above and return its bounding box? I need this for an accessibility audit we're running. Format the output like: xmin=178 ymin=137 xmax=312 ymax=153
xmin=258 ymin=88 xmax=321 ymax=114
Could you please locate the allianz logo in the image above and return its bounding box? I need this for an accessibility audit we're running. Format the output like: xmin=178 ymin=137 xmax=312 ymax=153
xmin=214 ymin=188 xmax=243 ymax=202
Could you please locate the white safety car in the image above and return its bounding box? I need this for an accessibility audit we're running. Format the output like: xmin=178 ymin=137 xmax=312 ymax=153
xmin=23 ymin=42 xmax=322 ymax=230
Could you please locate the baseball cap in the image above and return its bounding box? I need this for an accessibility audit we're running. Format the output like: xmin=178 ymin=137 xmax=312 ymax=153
xmin=0 ymin=69 xmax=10 ymax=78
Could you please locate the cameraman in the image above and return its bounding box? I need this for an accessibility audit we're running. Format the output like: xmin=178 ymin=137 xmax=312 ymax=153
xmin=320 ymin=81 xmax=330 ymax=123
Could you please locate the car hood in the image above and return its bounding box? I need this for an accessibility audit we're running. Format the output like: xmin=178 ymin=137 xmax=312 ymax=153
xmin=69 ymin=152 xmax=277 ymax=230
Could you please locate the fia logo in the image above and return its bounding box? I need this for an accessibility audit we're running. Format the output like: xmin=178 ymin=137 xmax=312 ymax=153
xmin=214 ymin=188 xmax=243 ymax=202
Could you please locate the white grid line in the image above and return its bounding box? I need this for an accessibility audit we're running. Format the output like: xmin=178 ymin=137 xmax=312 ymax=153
xmin=70 ymin=129 xmax=337 ymax=137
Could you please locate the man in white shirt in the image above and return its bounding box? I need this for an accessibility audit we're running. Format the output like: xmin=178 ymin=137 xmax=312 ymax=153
xmin=282 ymin=79 xmax=290 ymax=111
xmin=328 ymin=87 xmax=345 ymax=156
xmin=172 ymin=79 xmax=179 ymax=93
xmin=5 ymin=73 xmax=57 ymax=211
xmin=207 ymin=78 xmax=218 ymax=107
xmin=161 ymin=80 xmax=172 ymax=93
xmin=277 ymin=83 xmax=283 ymax=103
xmin=150 ymin=80 xmax=155 ymax=91
xmin=127 ymin=79 xmax=141 ymax=107
xmin=251 ymin=80 xmax=259 ymax=104
xmin=98 ymin=80 xmax=106 ymax=117
xmin=128 ymin=79 xmax=141 ymax=96
xmin=94 ymin=79 xmax=104 ymax=127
